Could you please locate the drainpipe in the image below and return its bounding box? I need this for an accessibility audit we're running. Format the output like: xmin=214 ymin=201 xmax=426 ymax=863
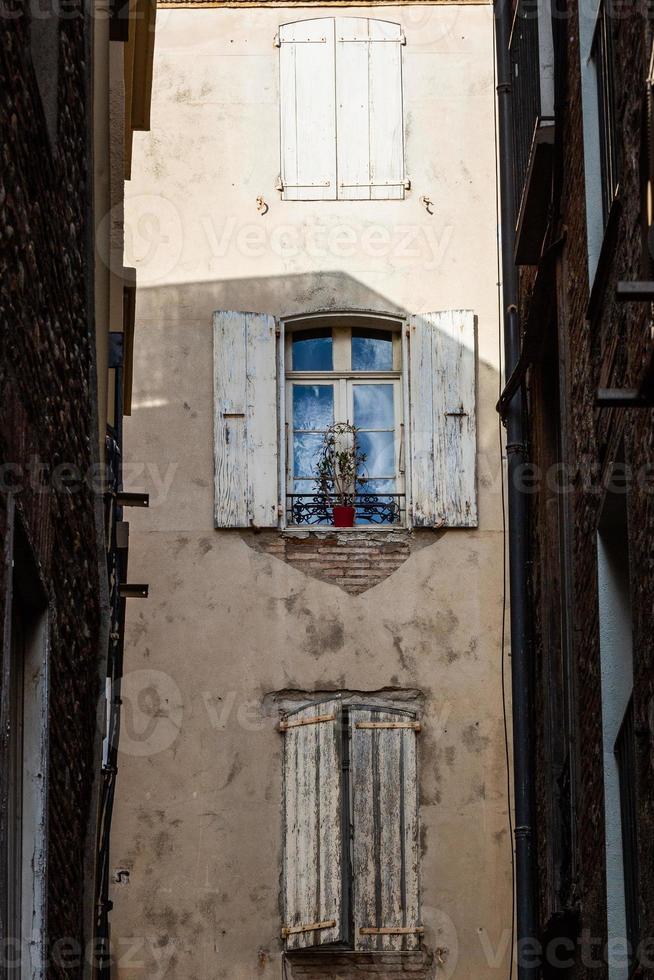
xmin=494 ymin=1 xmax=538 ymax=976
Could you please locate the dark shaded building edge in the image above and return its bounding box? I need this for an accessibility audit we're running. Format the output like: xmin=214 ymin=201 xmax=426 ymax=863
xmin=0 ymin=3 xmax=110 ymax=975
xmin=496 ymin=0 xmax=654 ymax=977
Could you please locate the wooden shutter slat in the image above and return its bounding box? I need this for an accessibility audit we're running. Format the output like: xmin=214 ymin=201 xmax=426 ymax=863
xmin=336 ymin=18 xmax=371 ymax=201
xmin=351 ymin=708 xmax=377 ymax=951
xmin=433 ymin=310 xmax=477 ymax=527
xmin=335 ymin=18 xmax=405 ymax=201
xmin=213 ymin=311 xmax=278 ymax=528
xmin=409 ymin=311 xmax=477 ymax=527
xmin=283 ymin=700 xmax=344 ymax=950
xmin=379 ymin=724 xmax=403 ymax=951
xmin=408 ymin=314 xmax=436 ymax=527
xmin=351 ymin=708 xmax=421 ymax=952
xmin=280 ymin=20 xmax=337 ymax=201
xmin=369 ymin=20 xmax=405 ymax=201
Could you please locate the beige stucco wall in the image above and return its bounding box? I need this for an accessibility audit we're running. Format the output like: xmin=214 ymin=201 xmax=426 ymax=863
xmin=110 ymin=5 xmax=511 ymax=979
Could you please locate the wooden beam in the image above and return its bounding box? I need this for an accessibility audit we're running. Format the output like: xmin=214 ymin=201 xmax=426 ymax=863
xmin=279 ymin=713 xmax=336 ymax=731
xmin=616 ymin=281 xmax=654 ymax=302
xmin=595 ymin=388 xmax=652 ymax=408
xmin=355 ymin=721 xmax=421 ymax=731
xmin=282 ymin=920 xmax=337 ymax=938
xmin=359 ymin=926 xmax=425 ymax=936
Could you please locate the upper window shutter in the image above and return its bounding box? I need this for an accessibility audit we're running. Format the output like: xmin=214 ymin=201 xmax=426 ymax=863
xmin=213 ymin=311 xmax=278 ymax=528
xmin=335 ymin=18 xmax=405 ymax=201
xmin=350 ymin=707 xmax=421 ymax=951
xmin=279 ymin=19 xmax=337 ymax=201
xmin=282 ymin=699 xmax=345 ymax=950
xmin=408 ymin=310 xmax=478 ymax=528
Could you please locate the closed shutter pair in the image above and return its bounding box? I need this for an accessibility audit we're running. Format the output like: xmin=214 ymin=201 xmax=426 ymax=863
xmin=281 ymin=700 xmax=421 ymax=951
xmin=213 ymin=310 xmax=478 ymax=530
xmin=278 ymin=18 xmax=406 ymax=201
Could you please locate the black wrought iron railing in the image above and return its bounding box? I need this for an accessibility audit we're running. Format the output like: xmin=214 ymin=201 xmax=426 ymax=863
xmin=287 ymin=493 xmax=405 ymax=526
xmin=509 ymin=0 xmax=542 ymax=214
xmin=615 ymin=696 xmax=640 ymax=965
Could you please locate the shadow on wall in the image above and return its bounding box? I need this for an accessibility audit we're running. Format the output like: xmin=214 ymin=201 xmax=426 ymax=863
xmin=125 ymin=270 xmax=501 ymax=526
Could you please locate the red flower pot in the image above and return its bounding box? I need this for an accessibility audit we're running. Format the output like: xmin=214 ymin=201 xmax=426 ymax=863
xmin=332 ymin=505 xmax=356 ymax=527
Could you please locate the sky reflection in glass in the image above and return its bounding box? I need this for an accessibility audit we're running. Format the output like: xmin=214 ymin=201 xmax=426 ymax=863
xmin=293 ymin=384 xmax=334 ymax=431
xmin=294 ymin=433 xmax=325 ymax=478
xmin=358 ymin=431 xmax=395 ymax=477
xmin=292 ymin=331 xmax=333 ymax=371
xmin=351 ymin=330 xmax=393 ymax=371
xmin=353 ymin=384 xmax=394 ymax=429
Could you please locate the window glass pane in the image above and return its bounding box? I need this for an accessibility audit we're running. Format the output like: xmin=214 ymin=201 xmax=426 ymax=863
xmin=292 ymin=329 xmax=333 ymax=371
xmin=293 ymin=384 xmax=334 ymax=431
xmin=361 ymin=478 xmax=396 ymax=494
xmin=358 ymin=431 xmax=395 ymax=478
xmin=353 ymin=384 xmax=394 ymax=429
xmin=351 ymin=329 xmax=394 ymax=371
xmin=293 ymin=433 xmax=325 ymax=478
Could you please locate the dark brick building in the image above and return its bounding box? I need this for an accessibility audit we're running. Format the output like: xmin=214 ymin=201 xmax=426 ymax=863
xmin=0 ymin=2 xmax=155 ymax=975
xmin=498 ymin=0 xmax=654 ymax=976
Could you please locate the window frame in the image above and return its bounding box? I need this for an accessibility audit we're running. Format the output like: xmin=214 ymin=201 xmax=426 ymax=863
xmin=590 ymin=0 xmax=620 ymax=227
xmin=280 ymin=313 xmax=410 ymax=529
xmin=0 ymin=503 xmax=49 ymax=980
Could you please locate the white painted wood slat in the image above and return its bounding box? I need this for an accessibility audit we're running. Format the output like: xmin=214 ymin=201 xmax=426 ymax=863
xmin=335 ymin=18 xmax=405 ymax=201
xmin=409 ymin=311 xmax=478 ymax=527
xmin=283 ymin=700 xmax=344 ymax=950
xmin=369 ymin=19 xmax=405 ymax=201
xmin=280 ymin=19 xmax=337 ymax=201
xmin=213 ymin=311 xmax=278 ymax=528
xmin=336 ymin=18 xmax=370 ymax=201
xmin=351 ymin=707 xmax=421 ymax=952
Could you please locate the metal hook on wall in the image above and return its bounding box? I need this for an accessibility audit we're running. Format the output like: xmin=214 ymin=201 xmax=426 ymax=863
xmin=256 ymin=196 xmax=269 ymax=216
xmin=420 ymin=195 xmax=435 ymax=215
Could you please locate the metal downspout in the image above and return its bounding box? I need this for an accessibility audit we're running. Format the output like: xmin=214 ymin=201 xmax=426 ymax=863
xmin=494 ymin=1 xmax=538 ymax=975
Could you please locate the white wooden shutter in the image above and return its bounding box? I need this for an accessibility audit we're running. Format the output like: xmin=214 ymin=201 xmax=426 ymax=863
xmin=279 ymin=19 xmax=337 ymax=201
xmin=408 ymin=310 xmax=477 ymax=527
xmin=213 ymin=311 xmax=278 ymax=528
xmin=350 ymin=707 xmax=421 ymax=951
xmin=335 ymin=18 xmax=405 ymax=201
xmin=282 ymin=700 xmax=345 ymax=950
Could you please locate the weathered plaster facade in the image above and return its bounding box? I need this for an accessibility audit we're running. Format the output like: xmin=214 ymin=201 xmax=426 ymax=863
xmin=110 ymin=5 xmax=511 ymax=978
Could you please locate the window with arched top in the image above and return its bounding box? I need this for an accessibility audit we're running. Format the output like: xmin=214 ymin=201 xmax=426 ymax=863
xmin=277 ymin=17 xmax=408 ymax=201
xmin=213 ymin=309 xmax=478 ymax=531
xmin=285 ymin=320 xmax=405 ymax=526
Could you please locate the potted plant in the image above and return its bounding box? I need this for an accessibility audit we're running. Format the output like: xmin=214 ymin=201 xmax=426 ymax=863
xmin=315 ymin=422 xmax=367 ymax=527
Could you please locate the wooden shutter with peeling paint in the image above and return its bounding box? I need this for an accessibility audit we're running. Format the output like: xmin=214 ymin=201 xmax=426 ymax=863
xmin=282 ymin=700 xmax=345 ymax=950
xmin=350 ymin=706 xmax=421 ymax=951
xmin=335 ymin=18 xmax=405 ymax=201
xmin=279 ymin=19 xmax=337 ymax=201
xmin=213 ymin=311 xmax=278 ymax=528
xmin=408 ymin=310 xmax=477 ymax=528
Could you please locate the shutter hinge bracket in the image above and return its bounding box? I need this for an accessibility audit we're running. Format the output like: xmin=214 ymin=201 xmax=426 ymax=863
xmin=273 ymin=32 xmax=280 ymax=47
